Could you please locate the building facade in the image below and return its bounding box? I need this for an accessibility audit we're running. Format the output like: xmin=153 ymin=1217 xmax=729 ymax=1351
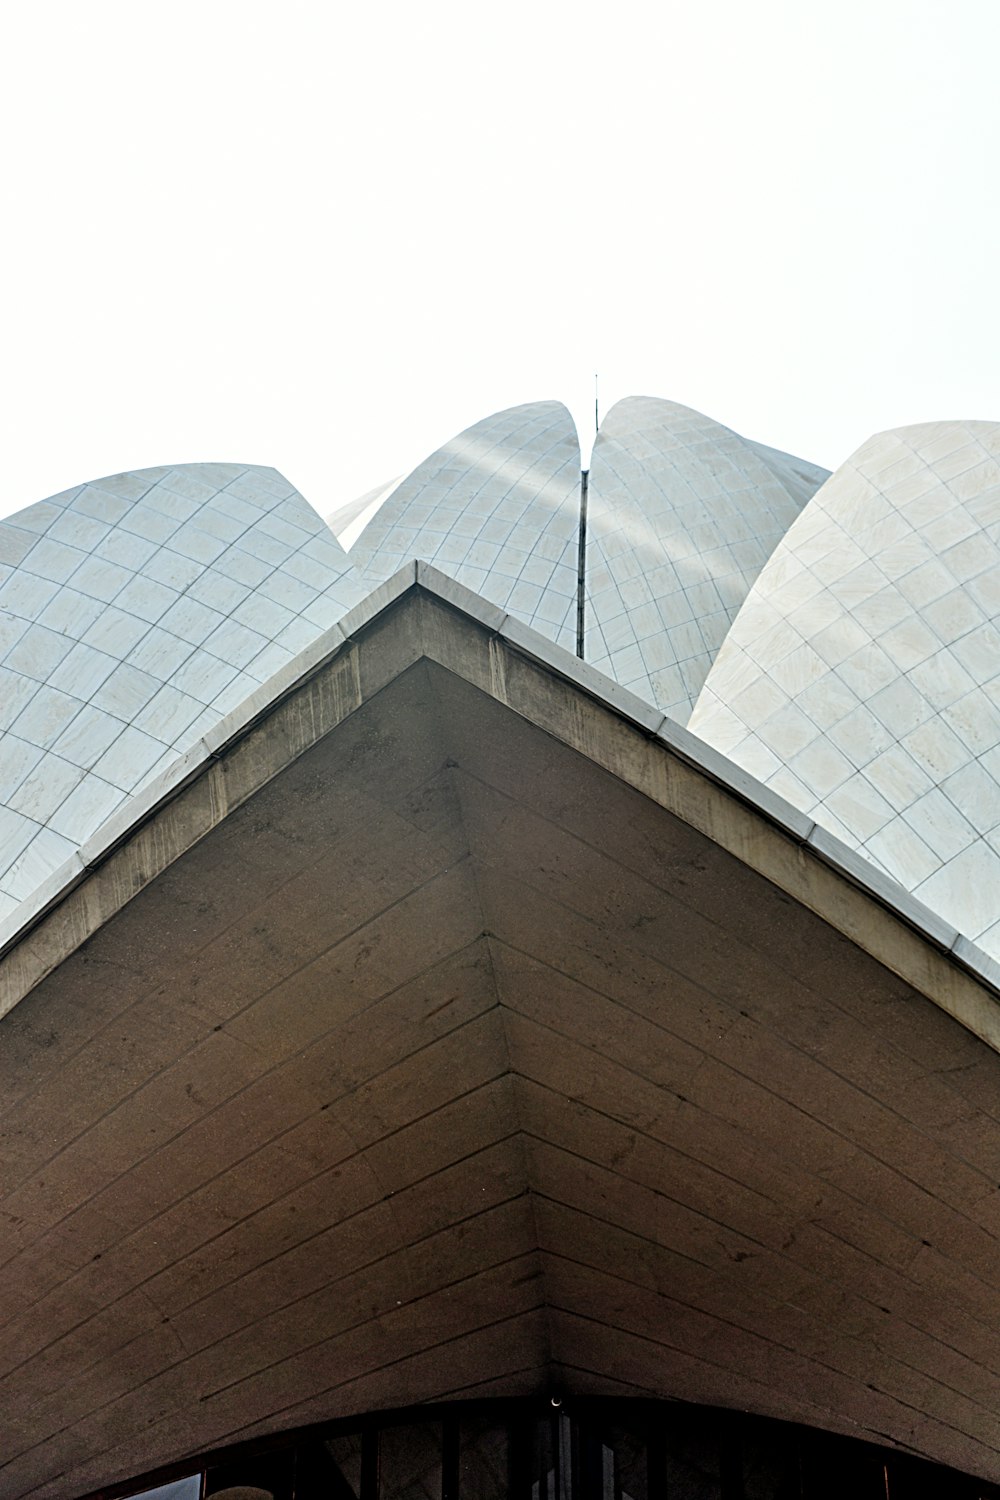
xmin=2 ymin=401 xmax=1000 ymax=1499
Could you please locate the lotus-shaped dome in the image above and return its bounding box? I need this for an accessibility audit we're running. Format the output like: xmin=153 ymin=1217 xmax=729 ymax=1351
xmin=690 ymin=419 xmax=1000 ymax=954
xmin=4 ymin=399 xmax=1000 ymax=967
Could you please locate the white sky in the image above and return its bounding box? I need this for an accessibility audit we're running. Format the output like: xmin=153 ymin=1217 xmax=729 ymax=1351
xmin=1 ymin=0 xmax=998 ymax=522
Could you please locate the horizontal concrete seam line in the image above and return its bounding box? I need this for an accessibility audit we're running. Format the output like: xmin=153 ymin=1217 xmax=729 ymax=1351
xmin=417 ymin=1359 xmax=550 ymax=1406
xmin=16 ymin=1276 xmax=545 ymax=1464
xmin=5 ymin=1004 xmax=505 ymax=1257
xmin=0 ymin=855 xmax=488 ymax=1140
xmin=2 ymin=877 xmax=486 ymax=1144
xmin=0 ymin=1012 xmax=498 ymax=1266
xmin=454 ymin=785 xmax=840 ymax=1025
xmin=164 ymin=1183 xmax=532 ymax=1339
xmin=3 ymin=1127 xmax=529 ymax=1383
xmin=515 ymin=1084 xmax=984 ymax=1265
xmin=526 ymin=1182 xmax=1000 ymax=1369
xmin=547 ymin=1300 xmax=953 ymax=1443
xmin=536 ymin=1247 xmax=999 ymax=1425
xmin=545 ymin=1301 xmax=817 ymax=1399
xmin=235 ymin=1304 xmax=548 ymax=1430
xmin=548 ymin=1314 xmax=995 ymax=1464
xmin=552 ymin=1355 xmax=897 ymax=1454
xmin=513 ymin=1093 xmax=1000 ymax=1296
xmin=525 ymin=1176 xmax=773 ymax=1269
xmin=196 ymin=1252 xmax=545 ymax=1405
xmin=190 ymin=1300 xmax=549 ymax=1431
xmin=542 ymin=1355 xmax=660 ymax=1400
xmin=494 ymin=939 xmax=1000 ymax=1187
xmin=0 ymin=1056 xmax=503 ymax=1266
xmin=554 ymin=1362 xmax=991 ymax=1456
xmin=161 ymin=1329 xmax=557 ymax=1493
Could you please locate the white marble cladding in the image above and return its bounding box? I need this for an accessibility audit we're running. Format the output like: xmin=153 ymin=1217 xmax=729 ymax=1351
xmin=690 ymin=421 xmax=1000 ymax=957
xmin=0 ymin=464 xmax=364 ymax=926
xmin=8 ymin=399 xmax=1000 ymax=969
xmin=348 ymin=402 xmax=582 ymax=652
xmin=585 ymin=397 xmax=829 ymax=721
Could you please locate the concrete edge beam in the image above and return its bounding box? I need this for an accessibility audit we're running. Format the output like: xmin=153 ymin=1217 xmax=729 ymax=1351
xmin=1 ymin=573 xmax=999 ymax=1058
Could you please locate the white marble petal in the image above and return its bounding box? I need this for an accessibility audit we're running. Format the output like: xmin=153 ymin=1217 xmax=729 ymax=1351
xmin=691 ymin=420 xmax=1000 ymax=959
xmin=9 ymin=398 xmax=1000 ymax=973
xmin=347 ymin=401 xmax=582 ymax=651
xmin=0 ymin=464 xmax=365 ymax=923
xmin=585 ymin=397 xmax=828 ymax=721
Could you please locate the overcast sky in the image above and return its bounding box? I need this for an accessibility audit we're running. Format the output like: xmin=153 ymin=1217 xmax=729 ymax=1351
xmin=2 ymin=0 xmax=997 ymax=523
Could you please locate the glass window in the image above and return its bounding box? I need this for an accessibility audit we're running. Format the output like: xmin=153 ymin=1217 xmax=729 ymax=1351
xmin=127 ymin=1481 xmax=201 ymax=1500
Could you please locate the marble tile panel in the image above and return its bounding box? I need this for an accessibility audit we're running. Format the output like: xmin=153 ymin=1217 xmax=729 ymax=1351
xmin=7 ymin=751 xmax=86 ymax=824
xmin=0 ymin=670 xmax=39 ymax=732
xmin=127 ymin=627 xmax=196 ymax=681
xmin=0 ymin=570 xmax=61 ymax=620
xmin=53 ymin=703 xmax=127 ymax=768
xmin=914 ymin=840 xmax=1000 ymax=940
xmin=68 ymin=554 xmax=133 ymax=603
xmin=47 ymin=642 xmax=120 ymax=701
xmin=0 ymin=823 xmax=77 ymax=902
xmin=112 ymin=575 xmax=179 ymax=625
xmin=0 ymin=525 xmax=36 ymax=568
xmin=47 ymin=772 xmax=126 ymax=843
xmin=3 ymin=624 xmax=74 ymax=685
xmin=91 ymin=724 xmax=170 ymax=793
xmin=91 ymin=662 xmax=162 ymax=720
xmin=10 ymin=684 xmax=85 ymax=748
xmin=36 ymin=587 xmax=106 ymax=641
xmin=83 ymin=607 xmax=153 ymax=658
xmin=45 ymin=507 xmax=110 ymax=552
xmin=132 ymin=686 xmax=205 ymax=745
xmin=95 ymin=526 xmax=159 ymax=571
xmin=0 ymin=736 xmax=43 ymax=803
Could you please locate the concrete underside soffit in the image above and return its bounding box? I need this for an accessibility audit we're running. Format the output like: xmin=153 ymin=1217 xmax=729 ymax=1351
xmin=4 ymin=586 xmax=1000 ymax=1498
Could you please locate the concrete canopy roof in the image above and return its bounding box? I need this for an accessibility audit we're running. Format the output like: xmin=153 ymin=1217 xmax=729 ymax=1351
xmin=3 ymin=572 xmax=1000 ymax=1497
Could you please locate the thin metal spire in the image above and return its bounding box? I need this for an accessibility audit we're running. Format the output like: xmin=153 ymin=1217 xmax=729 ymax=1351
xmin=576 ymin=467 xmax=588 ymax=659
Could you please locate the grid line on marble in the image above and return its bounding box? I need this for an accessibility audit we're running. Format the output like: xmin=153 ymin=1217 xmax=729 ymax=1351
xmin=346 ymin=402 xmax=582 ymax=650
xmin=690 ymin=420 xmax=1000 ymax=959
xmin=584 ymin=397 xmax=829 ymax=723
xmin=9 ymin=397 xmax=1000 ymax=981
xmin=0 ymin=464 xmax=366 ymax=921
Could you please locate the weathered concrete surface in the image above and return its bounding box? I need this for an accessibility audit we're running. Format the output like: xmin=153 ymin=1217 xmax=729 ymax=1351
xmin=3 ymin=583 xmax=1000 ymax=1497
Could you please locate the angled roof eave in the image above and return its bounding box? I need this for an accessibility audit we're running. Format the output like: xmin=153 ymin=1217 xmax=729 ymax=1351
xmin=1 ymin=563 xmax=998 ymax=1054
